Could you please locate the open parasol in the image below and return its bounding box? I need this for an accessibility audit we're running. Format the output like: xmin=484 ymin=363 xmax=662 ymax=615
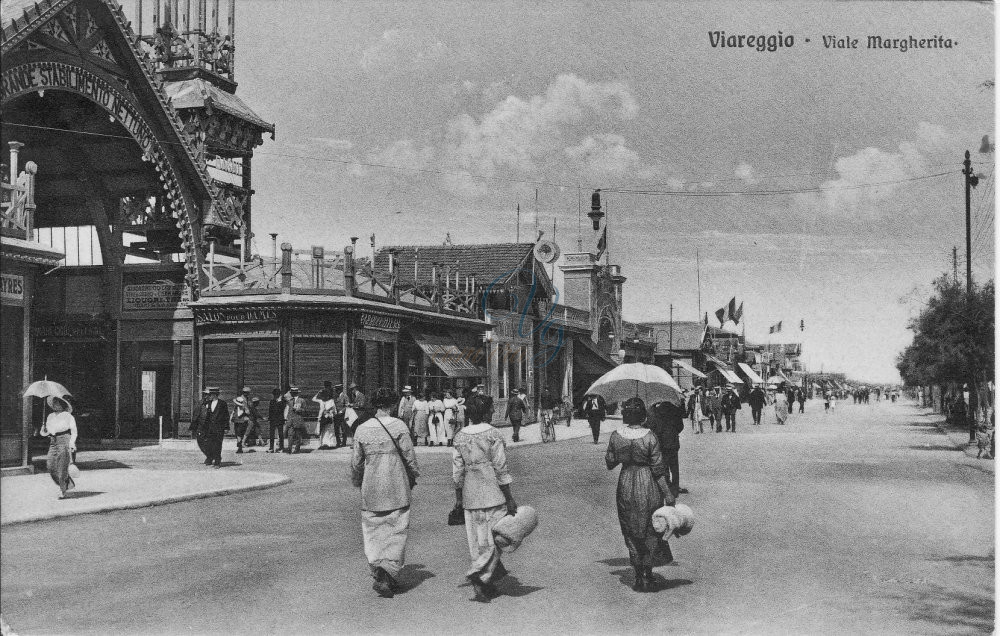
xmin=23 ymin=380 xmax=72 ymax=400
xmin=585 ymin=363 xmax=684 ymax=407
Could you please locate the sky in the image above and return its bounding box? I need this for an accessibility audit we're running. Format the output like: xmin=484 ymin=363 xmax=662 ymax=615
xmin=230 ymin=1 xmax=995 ymax=384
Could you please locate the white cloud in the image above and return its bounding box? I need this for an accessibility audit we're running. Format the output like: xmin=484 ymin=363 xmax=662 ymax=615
xmin=735 ymin=162 xmax=757 ymax=185
xmin=792 ymin=122 xmax=978 ymax=221
xmin=359 ymin=28 xmax=450 ymax=73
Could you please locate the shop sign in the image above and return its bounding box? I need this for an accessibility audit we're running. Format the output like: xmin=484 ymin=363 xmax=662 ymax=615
xmin=2 ymin=62 xmax=159 ymax=159
xmin=35 ymin=321 xmax=111 ymax=340
xmin=360 ymin=313 xmax=401 ymax=331
xmin=1 ymin=273 xmax=24 ymax=303
xmin=195 ymin=308 xmax=278 ymax=325
xmin=123 ymin=283 xmax=185 ymax=310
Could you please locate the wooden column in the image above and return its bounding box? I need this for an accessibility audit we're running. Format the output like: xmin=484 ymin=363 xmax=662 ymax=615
xmin=212 ymin=0 xmax=219 ymax=32
xmin=135 ymin=0 xmax=143 ymax=37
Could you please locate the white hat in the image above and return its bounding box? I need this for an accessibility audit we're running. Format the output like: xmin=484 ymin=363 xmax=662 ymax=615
xmin=46 ymin=395 xmax=72 ymax=413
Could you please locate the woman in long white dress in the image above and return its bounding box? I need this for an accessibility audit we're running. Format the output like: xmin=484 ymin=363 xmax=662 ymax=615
xmin=428 ymin=393 xmax=447 ymax=446
xmin=443 ymin=390 xmax=460 ymax=445
xmin=774 ymin=389 xmax=789 ymax=425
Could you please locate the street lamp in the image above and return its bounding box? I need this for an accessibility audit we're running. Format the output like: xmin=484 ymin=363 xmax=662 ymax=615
xmin=587 ymin=189 xmax=604 ymax=230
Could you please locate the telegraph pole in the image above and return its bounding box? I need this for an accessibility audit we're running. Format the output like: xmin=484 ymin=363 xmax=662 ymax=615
xmin=962 ymin=150 xmax=980 ymax=430
xmin=963 ymin=151 xmax=976 ymax=296
xmin=952 ymin=246 xmax=958 ymax=285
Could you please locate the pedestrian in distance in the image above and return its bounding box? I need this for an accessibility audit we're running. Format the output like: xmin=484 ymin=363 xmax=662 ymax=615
xmin=396 ymin=386 xmax=417 ymax=439
xmin=191 ymin=387 xmax=212 ymax=459
xmin=505 ymin=387 xmax=529 ymax=442
xmin=284 ymin=387 xmax=306 ymax=454
xmin=707 ymin=387 xmax=723 ymax=433
xmin=796 ymin=388 xmax=805 ymax=413
xmin=411 ymin=391 xmax=431 ymax=446
xmin=823 ymin=391 xmax=831 ymax=413
xmin=605 ymin=397 xmax=676 ymax=592
xmin=42 ymin=396 xmax=77 ymax=499
xmin=786 ymin=388 xmax=795 ymax=415
xmin=452 ymin=395 xmax=519 ymax=602
xmin=344 ymin=382 xmax=369 ymax=443
xmin=200 ymin=387 xmax=229 ymax=467
xmin=581 ymin=393 xmax=607 ymax=444
xmin=721 ymin=385 xmax=741 ymax=432
xmin=315 ymin=381 xmax=339 ymax=450
xmin=539 ymin=386 xmax=559 ymax=442
xmin=747 ymin=385 xmax=766 ymax=426
xmin=350 ymin=387 xmax=420 ymax=599
xmin=231 ymin=390 xmax=256 ymax=454
xmin=829 ymin=392 xmax=837 ymax=414
xmin=773 ymin=388 xmax=789 ymax=426
xmin=694 ymin=388 xmax=710 ymax=434
xmin=428 ymin=392 xmax=448 ymax=446
xmin=266 ymin=388 xmax=286 ymax=453
xmin=443 ymin=390 xmax=460 ymax=445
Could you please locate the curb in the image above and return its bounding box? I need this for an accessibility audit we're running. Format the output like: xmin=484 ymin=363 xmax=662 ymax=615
xmin=1 ymin=472 xmax=292 ymax=526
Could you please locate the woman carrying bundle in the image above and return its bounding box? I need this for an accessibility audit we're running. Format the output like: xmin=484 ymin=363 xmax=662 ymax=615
xmin=452 ymin=394 xmax=518 ymax=602
xmin=605 ymin=397 xmax=675 ymax=592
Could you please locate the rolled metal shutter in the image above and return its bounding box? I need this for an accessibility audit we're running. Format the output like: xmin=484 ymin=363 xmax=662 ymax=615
xmin=178 ymin=342 xmax=193 ymax=425
xmin=202 ymin=340 xmax=239 ymax=402
xmin=292 ymin=338 xmax=343 ymax=419
xmin=243 ymin=339 xmax=280 ymax=399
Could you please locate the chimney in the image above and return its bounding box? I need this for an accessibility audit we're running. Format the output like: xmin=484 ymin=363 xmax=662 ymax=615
xmin=280 ymin=242 xmax=292 ymax=291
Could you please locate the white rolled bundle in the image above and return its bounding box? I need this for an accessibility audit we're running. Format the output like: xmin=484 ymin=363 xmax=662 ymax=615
xmin=492 ymin=505 xmax=538 ymax=552
xmin=652 ymin=503 xmax=695 ymax=538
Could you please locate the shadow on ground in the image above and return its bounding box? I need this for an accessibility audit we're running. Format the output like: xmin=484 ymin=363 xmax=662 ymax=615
xmin=397 ymin=563 xmax=435 ymax=593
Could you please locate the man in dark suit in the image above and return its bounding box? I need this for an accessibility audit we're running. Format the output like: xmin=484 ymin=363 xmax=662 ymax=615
xmin=190 ymin=388 xmax=212 ymax=464
xmin=647 ymin=400 xmax=687 ymax=496
xmin=747 ymin=385 xmax=767 ymax=425
xmin=201 ymin=387 xmax=229 ymax=468
xmin=581 ymin=393 xmax=607 ymax=443
xmin=721 ymin=385 xmax=741 ymax=432
xmin=505 ymin=387 xmax=529 ymax=442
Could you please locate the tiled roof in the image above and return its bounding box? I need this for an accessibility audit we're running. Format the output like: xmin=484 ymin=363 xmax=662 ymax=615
xmin=638 ymin=321 xmax=705 ymax=353
xmin=164 ymin=79 xmax=274 ymax=133
xmin=374 ymin=243 xmax=541 ymax=289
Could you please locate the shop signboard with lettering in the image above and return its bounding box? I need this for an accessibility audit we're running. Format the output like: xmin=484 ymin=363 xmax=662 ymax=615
xmin=123 ymin=283 xmax=186 ymax=310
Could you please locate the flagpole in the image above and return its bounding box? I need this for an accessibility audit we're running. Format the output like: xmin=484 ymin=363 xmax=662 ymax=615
xmin=696 ymin=248 xmax=701 ymax=322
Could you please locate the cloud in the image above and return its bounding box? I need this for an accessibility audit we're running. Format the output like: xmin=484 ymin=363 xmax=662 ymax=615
xmin=355 ymin=74 xmax=662 ymax=198
xmin=360 ymin=28 xmax=450 ymax=73
xmin=310 ymin=137 xmax=354 ymax=152
xmin=735 ymin=162 xmax=757 ymax=185
xmin=792 ymin=122 xmax=979 ymax=222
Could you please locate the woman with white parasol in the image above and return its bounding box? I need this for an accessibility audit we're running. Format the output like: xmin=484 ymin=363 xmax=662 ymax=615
xmin=23 ymin=380 xmax=78 ymax=498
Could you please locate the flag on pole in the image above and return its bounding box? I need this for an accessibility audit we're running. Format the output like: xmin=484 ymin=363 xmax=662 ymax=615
xmin=596 ymin=227 xmax=607 ymax=259
xmin=716 ymin=297 xmax=738 ymax=326
xmin=715 ymin=305 xmax=728 ymax=326
xmin=769 ymin=320 xmax=782 ymax=334
xmin=733 ymin=301 xmax=744 ymax=325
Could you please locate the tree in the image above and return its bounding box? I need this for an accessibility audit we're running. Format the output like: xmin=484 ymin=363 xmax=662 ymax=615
xmin=897 ymin=274 xmax=994 ymax=420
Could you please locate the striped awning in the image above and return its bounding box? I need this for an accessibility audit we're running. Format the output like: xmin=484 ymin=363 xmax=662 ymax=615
xmin=673 ymin=359 xmax=707 ymax=379
xmin=718 ymin=368 xmax=744 ymax=384
xmin=738 ymin=363 xmax=765 ymax=384
xmin=411 ymin=332 xmax=485 ymax=378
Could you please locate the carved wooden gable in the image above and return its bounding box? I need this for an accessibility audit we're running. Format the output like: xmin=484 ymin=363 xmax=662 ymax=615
xmin=25 ymin=3 xmax=125 ymax=79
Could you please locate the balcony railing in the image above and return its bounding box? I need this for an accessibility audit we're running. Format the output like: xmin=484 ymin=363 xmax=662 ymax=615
xmin=1 ymin=142 xmax=35 ymax=240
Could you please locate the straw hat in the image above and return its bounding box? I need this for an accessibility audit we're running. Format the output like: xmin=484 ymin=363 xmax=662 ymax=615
xmin=46 ymin=395 xmax=72 ymax=413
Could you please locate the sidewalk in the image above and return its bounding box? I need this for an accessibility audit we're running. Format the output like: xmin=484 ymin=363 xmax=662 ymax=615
xmin=1 ymin=416 xmax=617 ymax=527
xmin=921 ymin=406 xmax=996 ymax=473
xmin=0 ymin=469 xmax=290 ymax=526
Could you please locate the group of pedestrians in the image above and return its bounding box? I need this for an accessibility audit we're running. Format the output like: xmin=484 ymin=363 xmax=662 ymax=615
xmin=348 ymin=386 xmax=687 ymax=600
xmin=399 ymin=384 xmax=493 ymax=446
xmin=189 ymin=382 xmax=371 ymax=465
xmin=685 ymin=385 xmax=745 ymax=433
xmin=349 ymin=388 xmax=523 ymax=602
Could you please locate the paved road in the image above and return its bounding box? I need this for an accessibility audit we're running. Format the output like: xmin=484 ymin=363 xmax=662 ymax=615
xmin=1 ymin=401 xmax=993 ymax=634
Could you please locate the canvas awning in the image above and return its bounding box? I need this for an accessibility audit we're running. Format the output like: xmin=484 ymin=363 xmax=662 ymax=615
xmin=738 ymin=363 xmax=765 ymax=385
xmin=673 ymin=359 xmax=706 ymax=379
xmin=703 ymin=354 xmax=732 ymax=370
xmin=718 ymin=368 xmax=744 ymax=384
xmin=574 ymin=336 xmax=616 ymax=376
xmin=411 ymin=332 xmax=485 ymax=378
